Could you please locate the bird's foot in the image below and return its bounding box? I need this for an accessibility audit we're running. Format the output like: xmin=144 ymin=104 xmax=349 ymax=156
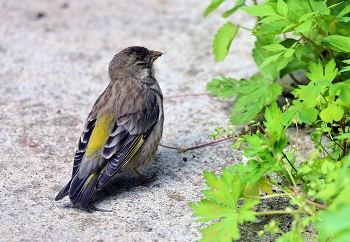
xmin=133 ymin=168 xmax=156 ymax=186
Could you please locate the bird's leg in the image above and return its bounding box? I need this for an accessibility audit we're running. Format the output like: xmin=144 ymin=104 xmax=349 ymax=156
xmin=133 ymin=168 xmax=156 ymax=186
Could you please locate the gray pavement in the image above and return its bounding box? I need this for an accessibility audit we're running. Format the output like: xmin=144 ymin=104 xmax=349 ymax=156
xmin=0 ymin=1 xmax=314 ymax=241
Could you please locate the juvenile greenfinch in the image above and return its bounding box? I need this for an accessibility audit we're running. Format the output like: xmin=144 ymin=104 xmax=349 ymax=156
xmin=55 ymin=46 xmax=164 ymax=208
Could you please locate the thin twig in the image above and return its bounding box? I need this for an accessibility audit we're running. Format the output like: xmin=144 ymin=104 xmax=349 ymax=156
xmin=164 ymin=93 xmax=209 ymax=99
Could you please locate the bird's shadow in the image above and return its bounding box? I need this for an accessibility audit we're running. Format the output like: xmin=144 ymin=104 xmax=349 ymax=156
xmin=88 ymin=159 xmax=166 ymax=211
xmin=58 ymin=152 xmax=178 ymax=212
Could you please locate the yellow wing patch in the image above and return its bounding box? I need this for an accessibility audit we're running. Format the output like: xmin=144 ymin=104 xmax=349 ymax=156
xmin=86 ymin=114 xmax=114 ymax=156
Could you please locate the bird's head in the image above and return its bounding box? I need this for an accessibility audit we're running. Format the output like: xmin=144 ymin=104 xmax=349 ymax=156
xmin=108 ymin=46 xmax=163 ymax=81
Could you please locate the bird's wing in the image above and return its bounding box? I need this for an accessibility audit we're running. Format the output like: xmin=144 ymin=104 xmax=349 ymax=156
xmin=96 ymin=93 xmax=161 ymax=189
xmin=54 ymin=112 xmax=97 ymax=202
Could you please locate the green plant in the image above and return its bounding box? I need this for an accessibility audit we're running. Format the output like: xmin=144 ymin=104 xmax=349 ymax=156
xmin=190 ymin=0 xmax=350 ymax=241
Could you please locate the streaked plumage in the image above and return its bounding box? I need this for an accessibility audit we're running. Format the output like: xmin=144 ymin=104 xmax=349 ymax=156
xmin=55 ymin=46 xmax=164 ymax=208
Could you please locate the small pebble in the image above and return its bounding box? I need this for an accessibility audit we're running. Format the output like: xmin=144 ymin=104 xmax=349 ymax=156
xmin=183 ymin=157 xmax=187 ymax=162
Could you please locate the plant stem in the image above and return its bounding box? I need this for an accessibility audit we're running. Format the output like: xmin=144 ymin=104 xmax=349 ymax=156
xmin=238 ymin=25 xmax=254 ymax=32
xmin=300 ymin=33 xmax=326 ymax=65
xmin=159 ymin=137 xmax=233 ymax=152
xmin=245 ymin=194 xmax=292 ymax=199
xmin=279 ymin=83 xmax=295 ymax=90
xmin=164 ymin=93 xmax=209 ymax=99
xmin=282 ymin=151 xmax=298 ymax=174
xmin=305 ymin=199 xmax=328 ymax=210
xmin=258 ymin=210 xmax=305 ymax=215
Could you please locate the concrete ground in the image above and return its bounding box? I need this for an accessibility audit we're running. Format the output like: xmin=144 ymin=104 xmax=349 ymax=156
xmin=0 ymin=0 xmax=315 ymax=241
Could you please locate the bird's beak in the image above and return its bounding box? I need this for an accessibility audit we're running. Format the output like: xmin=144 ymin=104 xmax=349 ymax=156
xmin=149 ymin=50 xmax=163 ymax=63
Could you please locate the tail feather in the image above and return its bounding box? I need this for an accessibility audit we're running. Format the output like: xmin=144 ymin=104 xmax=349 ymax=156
xmin=55 ymin=180 xmax=72 ymax=201
xmin=69 ymin=172 xmax=99 ymax=208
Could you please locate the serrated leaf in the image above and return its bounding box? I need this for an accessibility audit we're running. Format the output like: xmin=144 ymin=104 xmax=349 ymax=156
xmin=282 ymin=23 xmax=297 ymax=33
xmin=256 ymin=176 xmax=273 ymax=194
xmin=200 ymin=216 xmax=240 ymax=241
xmin=299 ymin=12 xmax=315 ymax=23
xmin=222 ymin=0 xmax=245 ymax=18
xmin=241 ymin=3 xmax=277 ymax=17
xmin=213 ymin=22 xmax=239 ymax=61
xmin=190 ymin=200 xmax=234 ymax=222
xmin=306 ymin=59 xmax=338 ymax=83
xmin=276 ymin=0 xmax=288 ymax=17
xmin=319 ymin=104 xmax=344 ymax=122
xmin=263 ymin=44 xmax=286 ymax=52
xmin=277 ymin=55 xmax=292 ymax=71
xmin=259 ymin=52 xmax=283 ymax=68
xmin=321 ymin=35 xmax=350 ymax=53
xmin=259 ymin=15 xmax=284 ymax=23
xmin=206 ymin=76 xmax=239 ymax=99
xmin=203 ymin=0 xmax=225 ymax=17
xmin=294 ymin=19 xmax=313 ymax=35
xmin=253 ymin=37 xmax=279 ymax=80
xmin=294 ymin=45 xmax=303 ymax=60
xmin=191 ymin=170 xmax=259 ymax=242
xmin=230 ymin=77 xmax=282 ymax=124
xmin=283 ymin=48 xmax=295 ymax=58
xmin=264 ymin=101 xmax=283 ymax=143
xmin=254 ymin=20 xmax=290 ymax=36
xmin=202 ymin=170 xmax=238 ymax=207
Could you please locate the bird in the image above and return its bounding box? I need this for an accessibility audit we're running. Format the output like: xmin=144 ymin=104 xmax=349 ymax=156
xmin=55 ymin=46 xmax=164 ymax=208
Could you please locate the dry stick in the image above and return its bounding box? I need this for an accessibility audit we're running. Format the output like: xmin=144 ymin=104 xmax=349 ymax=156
xmin=160 ymin=137 xmax=232 ymax=152
xmin=164 ymin=93 xmax=209 ymax=99
xmin=305 ymin=199 xmax=328 ymax=210
xmin=160 ymin=129 xmax=256 ymax=152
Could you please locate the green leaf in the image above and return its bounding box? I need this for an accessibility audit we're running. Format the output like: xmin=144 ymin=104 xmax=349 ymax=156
xmin=306 ymin=59 xmax=338 ymax=83
xmin=203 ymin=0 xmax=225 ymax=17
xmin=294 ymin=19 xmax=313 ymax=35
xmin=202 ymin=170 xmax=238 ymax=207
xmin=190 ymin=170 xmax=259 ymax=242
xmin=317 ymin=204 xmax=350 ymax=240
xmin=321 ymin=35 xmax=350 ymax=53
xmin=230 ymin=76 xmax=283 ymax=124
xmin=337 ymin=4 xmax=350 ymax=17
xmin=254 ymin=20 xmax=290 ymax=36
xmin=222 ymin=0 xmax=245 ymax=18
xmin=282 ymin=100 xmax=318 ymax=125
xmin=200 ymin=216 xmax=240 ymax=241
xmin=259 ymin=15 xmax=284 ymax=23
xmin=283 ymin=48 xmax=295 ymax=58
xmin=294 ymin=45 xmax=303 ymax=60
xmin=264 ymin=101 xmax=283 ymax=143
xmin=276 ymin=0 xmax=288 ymax=17
xmin=339 ymin=84 xmax=350 ymax=104
xmin=206 ymin=76 xmax=239 ymax=99
xmin=298 ymin=12 xmax=316 ymax=23
xmin=299 ymin=107 xmax=318 ymax=124
xmin=190 ymin=199 xmax=234 ymax=222
xmin=241 ymin=3 xmax=277 ymax=17
xmin=259 ymin=52 xmax=283 ymax=69
xmin=213 ymin=22 xmax=239 ymax=61
xmin=253 ymin=37 xmax=279 ymax=80
xmin=263 ymin=44 xmax=286 ymax=52
xmin=282 ymin=23 xmax=297 ymax=33
xmin=319 ymin=103 xmax=344 ymax=122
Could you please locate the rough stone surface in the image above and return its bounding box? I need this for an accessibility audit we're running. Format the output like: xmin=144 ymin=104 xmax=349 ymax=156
xmin=0 ymin=1 xmax=314 ymax=241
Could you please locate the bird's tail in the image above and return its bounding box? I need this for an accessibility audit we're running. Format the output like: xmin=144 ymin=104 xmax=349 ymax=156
xmin=55 ymin=172 xmax=99 ymax=208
